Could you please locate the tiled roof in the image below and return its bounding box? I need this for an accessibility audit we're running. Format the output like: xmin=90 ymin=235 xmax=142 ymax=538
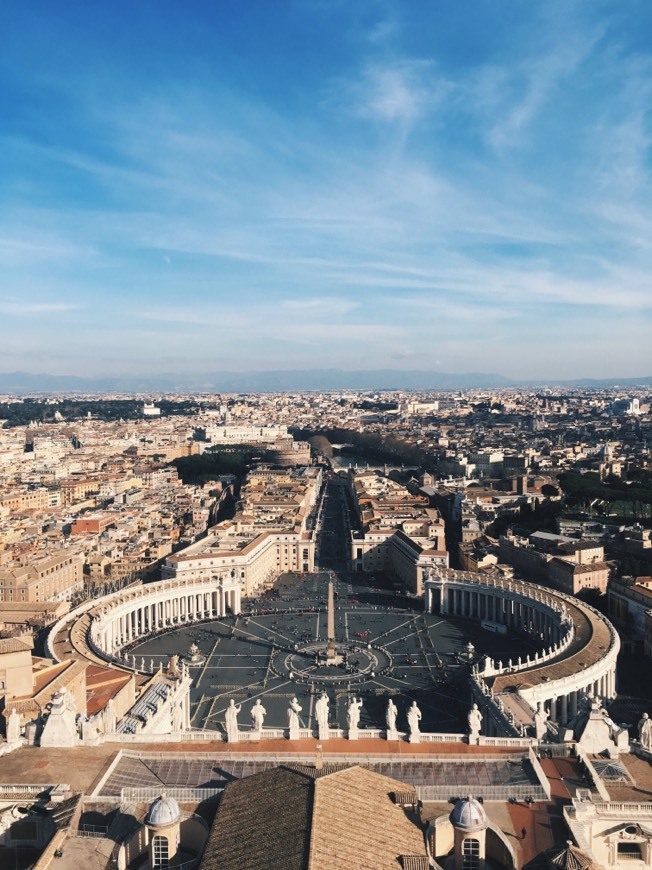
xmin=201 ymin=765 xmax=427 ymax=870
xmin=200 ymin=766 xmax=312 ymax=870
xmin=0 ymin=637 xmax=33 ymax=654
xmin=308 ymin=766 xmax=425 ymax=870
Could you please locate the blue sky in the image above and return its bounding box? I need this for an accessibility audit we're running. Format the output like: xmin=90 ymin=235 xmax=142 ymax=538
xmin=2 ymin=0 xmax=651 ymax=380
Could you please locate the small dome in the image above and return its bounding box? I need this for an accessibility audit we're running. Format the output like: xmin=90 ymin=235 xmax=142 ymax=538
xmin=147 ymin=793 xmax=180 ymax=827
xmin=449 ymin=796 xmax=489 ymax=832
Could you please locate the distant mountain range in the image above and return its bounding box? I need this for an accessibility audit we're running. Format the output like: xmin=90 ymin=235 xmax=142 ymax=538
xmin=0 ymin=369 xmax=650 ymax=394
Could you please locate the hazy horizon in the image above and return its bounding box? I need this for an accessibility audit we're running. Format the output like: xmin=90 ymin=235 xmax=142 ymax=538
xmin=0 ymin=367 xmax=650 ymax=397
xmin=3 ymin=2 xmax=652 ymax=379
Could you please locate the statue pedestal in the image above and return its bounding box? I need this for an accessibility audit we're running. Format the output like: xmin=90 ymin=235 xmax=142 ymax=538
xmin=251 ymin=728 xmax=262 ymax=742
xmin=288 ymin=727 xmax=300 ymax=741
xmin=386 ymin=729 xmax=399 ymax=741
xmin=318 ymin=725 xmax=329 ymax=742
xmin=348 ymin=728 xmax=359 ymax=741
xmin=409 ymin=732 xmax=421 ymax=744
xmin=226 ymin=732 xmax=240 ymax=743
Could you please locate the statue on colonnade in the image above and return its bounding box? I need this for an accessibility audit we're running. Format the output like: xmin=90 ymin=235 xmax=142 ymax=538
xmin=225 ymin=699 xmax=241 ymax=743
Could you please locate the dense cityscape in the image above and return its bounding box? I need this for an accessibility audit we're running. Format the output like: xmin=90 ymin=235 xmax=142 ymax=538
xmin=0 ymin=387 xmax=651 ymax=868
xmin=4 ymin=0 xmax=652 ymax=867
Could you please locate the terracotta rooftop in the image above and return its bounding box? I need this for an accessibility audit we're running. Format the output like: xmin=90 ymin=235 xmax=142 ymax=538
xmin=0 ymin=637 xmax=33 ymax=654
xmin=201 ymin=764 xmax=427 ymax=870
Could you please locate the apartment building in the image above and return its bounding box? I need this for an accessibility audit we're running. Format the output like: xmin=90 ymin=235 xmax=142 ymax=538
xmin=0 ymin=550 xmax=84 ymax=603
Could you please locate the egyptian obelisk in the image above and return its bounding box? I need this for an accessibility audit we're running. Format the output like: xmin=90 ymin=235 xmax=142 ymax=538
xmin=327 ymin=578 xmax=336 ymax=659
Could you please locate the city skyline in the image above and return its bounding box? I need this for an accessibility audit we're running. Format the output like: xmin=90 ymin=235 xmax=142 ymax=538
xmin=2 ymin=1 xmax=652 ymax=380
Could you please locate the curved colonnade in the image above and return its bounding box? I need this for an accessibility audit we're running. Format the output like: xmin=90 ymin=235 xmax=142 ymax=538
xmin=90 ymin=575 xmax=241 ymax=660
xmin=47 ymin=574 xmax=241 ymax=673
xmin=425 ymin=570 xmax=620 ymax=736
xmin=47 ymin=567 xmax=620 ymax=742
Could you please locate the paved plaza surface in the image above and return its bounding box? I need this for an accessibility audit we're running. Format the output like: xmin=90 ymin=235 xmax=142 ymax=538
xmin=129 ymin=571 xmax=538 ymax=735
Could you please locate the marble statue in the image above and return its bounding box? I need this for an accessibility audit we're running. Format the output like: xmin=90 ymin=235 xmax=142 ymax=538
xmin=65 ymin=689 xmax=77 ymax=714
xmin=638 ymin=712 xmax=652 ymax=751
xmin=167 ymin=654 xmax=181 ymax=679
xmin=6 ymin=708 xmax=21 ymax=743
xmin=315 ymin=692 xmax=329 ymax=734
xmin=534 ymin=703 xmax=549 ymax=741
xmin=251 ymin=699 xmax=267 ymax=732
xmin=172 ymin=698 xmax=185 ymax=732
xmin=386 ymin=698 xmax=398 ymax=734
xmin=103 ymin=699 xmax=117 ymax=734
xmin=225 ymin=699 xmax=241 ymax=742
xmin=468 ymin=703 xmax=482 ymax=743
xmin=407 ymin=701 xmax=422 ymax=741
xmin=347 ymin=697 xmax=362 ymax=732
xmin=288 ymin=697 xmax=302 ymax=736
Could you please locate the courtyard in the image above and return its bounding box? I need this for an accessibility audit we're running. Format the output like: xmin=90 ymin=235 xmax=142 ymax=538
xmin=129 ymin=571 xmax=539 ymax=735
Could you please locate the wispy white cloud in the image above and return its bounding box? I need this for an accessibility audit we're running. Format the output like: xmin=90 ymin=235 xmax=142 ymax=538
xmin=0 ymin=297 xmax=81 ymax=315
xmin=2 ymin=2 xmax=651 ymax=378
xmin=0 ymin=233 xmax=96 ymax=264
xmin=335 ymin=58 xmax=452 ymax=135
xmin=281 ymin=297 xmax=360 ymax=315
xmin=481 ymin=20 xmax=607 ymax=151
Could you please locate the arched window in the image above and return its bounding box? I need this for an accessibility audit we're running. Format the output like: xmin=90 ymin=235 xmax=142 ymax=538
xmin=152 ymin=834 xmax=169 ymax=868
xmin=463 ymin=837 xmax=480 ymax=870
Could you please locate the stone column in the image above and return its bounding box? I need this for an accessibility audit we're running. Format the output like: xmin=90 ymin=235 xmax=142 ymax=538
xmin=570 ymin=691 xmax=578 ymax=718
xmin=560 ymin=694 xmax=568 ymax=724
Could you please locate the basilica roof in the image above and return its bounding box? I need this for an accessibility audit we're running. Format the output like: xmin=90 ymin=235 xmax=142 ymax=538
xmin=200 ymin=764 xmax=427 ymax=870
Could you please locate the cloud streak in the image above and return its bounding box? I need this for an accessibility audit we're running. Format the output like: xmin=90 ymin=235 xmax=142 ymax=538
xmin=1 ymin=2 xmax=651 ymax=378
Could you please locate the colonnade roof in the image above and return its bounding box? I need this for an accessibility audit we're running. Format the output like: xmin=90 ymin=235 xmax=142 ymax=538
xmin=490 ymin=597 xmax=613 ymax=693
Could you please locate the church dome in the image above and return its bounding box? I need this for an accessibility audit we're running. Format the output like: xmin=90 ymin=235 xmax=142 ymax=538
xmin=147 ymin=793 xmax=181 ymax=827
xmin=449 ymin=796 xmax=489 ymax=832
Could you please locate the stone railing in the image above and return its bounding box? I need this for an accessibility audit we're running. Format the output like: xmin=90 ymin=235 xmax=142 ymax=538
xmin=417 ymin=782 xmax=548 ymax=801
xmin=121 ymin=786 xmax=222 ymax=802
xmin=105 ymin=727 xmax=475 ymax=745
xmin=590 ymin=802 xmax=652 ymax=815
xmin=479 ymin=736 xmax=535 ymax=748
